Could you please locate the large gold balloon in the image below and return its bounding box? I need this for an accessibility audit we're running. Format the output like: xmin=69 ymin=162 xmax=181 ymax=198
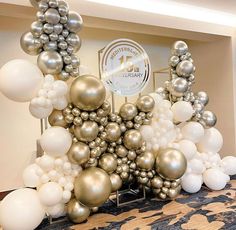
xmin=74 ymin=121 xmax=98 ymax=142
xmin=155 ymin=148 xmax=187 ymax=180
xmin=70 ymin=75 xmax=106 ymax=111
xmin=67 ymin=199 xmax=90 ymax=223
xmin=98 ymin=153 xmax=117 ymax=174
xmin=67 ymin=142 xmax=90 ymax=165
xmin=74 ymin=167 xmax=112 ymax=207
xmin=105 ymin=122 xmax=121 ymax=142
xmin=48 ymin=110 xmax=68 ymax=128
xmin=110 ymin=173 xmax=122 ymax=192
xmin=136 ymin=95 xmax=155 ymax=112
xmin=119 ymin=103 xmax=138 ymax=121
xmin=123 ymin=129 xmax=143 ymax=150
xmin=136 ymin=151 xmax=155 ymax=171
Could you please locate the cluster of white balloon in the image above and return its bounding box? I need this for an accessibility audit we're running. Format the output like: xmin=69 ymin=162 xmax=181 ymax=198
xmin=142 ymin=94 xmax=236 ymax=193
xmin=151 ymin=41 xmax=236 ymax=193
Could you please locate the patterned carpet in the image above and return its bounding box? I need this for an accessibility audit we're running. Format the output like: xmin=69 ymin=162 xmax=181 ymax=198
xmin=37 ymin=177 xmax=236 ymax=230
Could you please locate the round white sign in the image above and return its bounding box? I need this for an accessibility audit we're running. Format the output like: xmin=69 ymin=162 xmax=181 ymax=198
xmin=100 ymin=39 xmax=151 ymax=96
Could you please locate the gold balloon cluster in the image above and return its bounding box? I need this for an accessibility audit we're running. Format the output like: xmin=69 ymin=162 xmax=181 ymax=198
xmin=48 ymin=74 xmax=187 ymax=223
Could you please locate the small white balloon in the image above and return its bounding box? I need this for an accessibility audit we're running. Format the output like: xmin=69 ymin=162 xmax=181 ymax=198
xmin=29 ymin=102 xmax=53 ymax=119
xmin=53 ymin=80 xmax=68 ymax=96
xmin=0 ymin=188 xmax=45 ymax=230
xmin=45 ymin=74 xmax=55 ymax=83
xmin=221 ymin=156 xmax=236 ymax=176
xmin=197 ymin=127 xmax=223 ymax=153
xmin=23 ymin=164 xmax=41 ymax=188
xmin=53 ymin=96 xmax=68 ymax=110
xmin=181 ymin=122 xmax=204 ymax=143
xmin=37 ymin=154 xmax=55 ymax=172
xmin=171 ymin=101 xmax=194 ymax=122
xmin=38 ymin=182 xmax=63 ymax=206
xmin=62 ymin=190 xmax=71 ymax=203
xmin=181 ymin=174 xmax=203 ymax=193
xmin=188 ymin=158 xmax=205 ymax=174
xmin=40 ymin=127 xmax=72 ymax=157
xmin=178 ymin=139 xmax=197 ymax=160
xmin=0 ymin=59 xmax=43 ymax=102
xmin=45 ymin=203 xmax=65 ymax=219
xmin=140 ymin=125 xmax=154 ymax=141
xmin=40 ymin=174 xmax=50 ymax=184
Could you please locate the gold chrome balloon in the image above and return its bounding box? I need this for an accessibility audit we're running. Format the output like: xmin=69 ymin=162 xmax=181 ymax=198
xmin=74 ymin=121 xmax=98 ymax=142
xmin=151 ymin=176 xmax=163 ymax=189
xmin=155 ymin=148 xmax=187 ymax=180
xmin=110 ymin=173 xmax=122 ymax=192
xmin=136 ymin=95 xmax=155 ymax=112
xmin=119 ymin=103 xmax=138 ymax=121
xmin=67 ymin=199 xmax=90 ymax=223
xmin=98 ymin=153 xmax=117 ymax=174
xmin=74 ymin=167 xmax=111 ymax=207
xmin=115 ymin=145 xmax=128 ymax=158
xmin=70 ymin=75 xmax=106 ymax=111
xmin=67 ymin=142 xmax=90 ymax=165
xmin=123 ymin=129 xmax=143 ymax=150
xmin=136 ymin=151 xmax=155 ymax=171
xmin=48 ymin=110 xmax=68 ymax=128
xmin=105 ymin=122 xmax=121 ymax=142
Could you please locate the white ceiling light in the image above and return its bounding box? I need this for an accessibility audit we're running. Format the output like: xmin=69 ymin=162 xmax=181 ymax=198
xmin=87 ymin=0 xmax=236 ymax=27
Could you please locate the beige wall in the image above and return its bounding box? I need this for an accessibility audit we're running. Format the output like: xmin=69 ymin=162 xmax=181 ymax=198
xmin=189 ymin=38 xmax=236 ymax=156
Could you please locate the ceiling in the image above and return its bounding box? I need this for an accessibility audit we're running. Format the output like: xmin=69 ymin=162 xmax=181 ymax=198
xmin=174 ymin=0 xmax=236 ymax=15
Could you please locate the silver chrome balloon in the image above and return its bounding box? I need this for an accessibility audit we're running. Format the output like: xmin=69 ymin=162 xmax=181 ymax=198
xmin=66 ymin=11 xmax=83 ymax=33
xmin=195 ymin=91 xmax=209 ymax=106
xmin=171 ymin=41 xmax=188 ymax=56
xmin=66 ymin=33 xmax=81 ymax=52
xmin=199 ymin=110 xmax=217 ymax=128
xmin=38 ymin=1 xmax=48 ymax=12
xmin=176 ymin=60 xmax=194 ymax=77
xmin=20 ymin=32 xmax=42 ymax=55
xmin=169 ymin=77 xmax=188 ymax=97
xmin=39 ymin=34 xmax=49 ymax=44
xmin=45 ymin=8 xmax=61 ymax=24
xmin=43 ymin=23 xmax=54 ymax=34
xmin=36 ymin=11 xmax=45 ymax=22
xmin=37 ymin=50 xmax=63 ymax=74
xmin=54 ymin=23 xmax=63 ymax=34
xmin=30 ymin=21 xmax=43 ymax=37
xmin=43 ymin=41 xmax=57 ymax=51
xmin=169 ymin=55 xmax=180 ymax=67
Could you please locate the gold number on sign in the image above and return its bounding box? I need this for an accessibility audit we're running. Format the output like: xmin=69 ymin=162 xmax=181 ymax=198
xmin=119 ymin=55 xmax=139 ymax=72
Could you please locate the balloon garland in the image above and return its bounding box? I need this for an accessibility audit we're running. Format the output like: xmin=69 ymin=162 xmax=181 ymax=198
xmin=0 ymin=1 xmax=236 ymax=230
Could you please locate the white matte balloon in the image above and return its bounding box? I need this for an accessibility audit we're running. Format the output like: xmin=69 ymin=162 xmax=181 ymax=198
xmin=171 ymin=101 xmax=194 ymax=122
xmin=197 ymin=127 xmax=223 ymax=153
xmin=37 ymin=154 xmax=55 ymax=172
xmin=221 ymin=156 xmax=236 ymax=176
xmin=203 ymin=168 xmax=229 ymax=190
xmin=188 ymin=158 xmax=205 ymax=174
xmin=23 ymin=164 xmax=41 ymax=188
xmin=0 ymin=59 xmax=43 ymax=102
xmin=38 ymin=182 xmax=63 ymax=206
xmin=178 ymin=139 xmax=197 ymax=160
xmin=45 ymin=203 xmax=65 ymax=218
xmin=40 ymin=126 xmax=72 ymax=157
xmin=181 ymin=122 xmax=204 ymax=143
xmin=53 ymin=96 xmax=68 ymax=110
xmin=29 ymin=102 xmax=53 ymax=119
xmin=181 ymin=174 xmax=203 ymax=193
xmin=0 ymin=188 xmax=45 ymax=230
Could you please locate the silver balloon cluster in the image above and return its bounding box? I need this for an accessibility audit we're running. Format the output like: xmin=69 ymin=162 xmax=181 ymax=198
xmin=21 ymin=0 xmax=83 ymax=81
xmin=156 ymin=41 xmax=217 ymax=128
